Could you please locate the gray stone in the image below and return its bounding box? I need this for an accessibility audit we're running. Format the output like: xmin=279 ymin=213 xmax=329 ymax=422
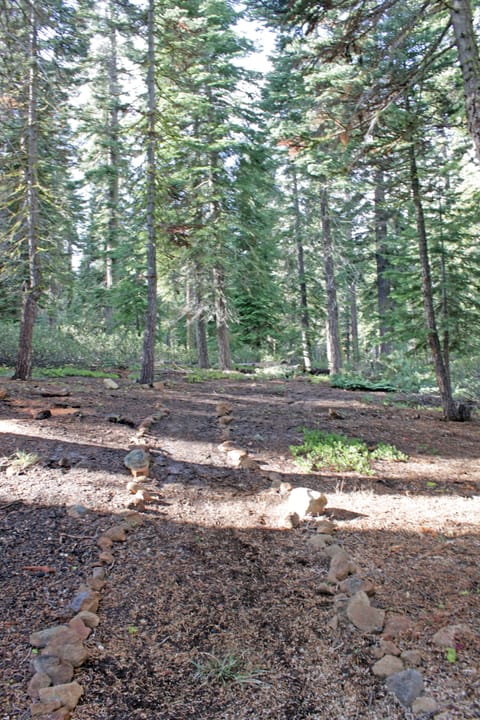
xmin=432 ymin=623 xmax=471 ymax=648
xmin=72 ymin=610 xmax=100 ymax=628
xmin=307 ymin=535 xmax=328 ymax=550
xmin=372 ymin=654 xmax=404 ymax=677
xmin=42 ymin=642 xmax=88 ymax=668
xmin=103 ymin=378 xmax=119 ymax=389
xmin=386 ymin=669 xmax=424 ymax=707
xmin=346 ymin=591 xmax=385 ymax=633
xmin=70 ymin=587 xmax=100 ymax=613
xmin=411 ymin=696 xmax=438 ymax=716
xmin=39 ymin=681 xmax=84 ymax=710
xmin=315 ymin=519 xmax=336 ymax=534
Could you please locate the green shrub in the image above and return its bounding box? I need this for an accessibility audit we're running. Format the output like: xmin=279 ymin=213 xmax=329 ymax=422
xmin=290 ymin=429 xmax=407 ymax=475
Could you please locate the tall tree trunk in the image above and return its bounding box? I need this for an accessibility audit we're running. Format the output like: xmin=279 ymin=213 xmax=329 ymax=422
xmin=105 ymin=0 xmax=120 ymax=330
xmin=292 ymin=167 xmax=312 ymax=371
xmin=408 ymin=140 xmax=460 ymax=420
xmin=213 ymin=265 xmax=232 ymax=370
xmin=193 ymin=269 xmax=210 ymax=369
xmin=349 ymin=279 xmax=360 ymax=364
xmin=13 ymin=4 xmax=40 ymax=381
xmin=139 ymin=0 xmax=157 ymax=385
xmin=450 ymin=0 xmax=480 ymax=162
xmin=320 ymin=188 xmax=342 ymax=374
xmin=374 ymin=165 xmax=392 ymax=356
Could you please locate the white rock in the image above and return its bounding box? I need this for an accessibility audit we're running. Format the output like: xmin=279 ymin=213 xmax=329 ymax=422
xmin=285 ymin=487 xmax=327 ymax=518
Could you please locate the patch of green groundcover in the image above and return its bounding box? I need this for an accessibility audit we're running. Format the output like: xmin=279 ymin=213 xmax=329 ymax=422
xmin=32 ymin=366 xmax=119 ymax=379
xmin=290 ymin=429 xmax=408 ymax=475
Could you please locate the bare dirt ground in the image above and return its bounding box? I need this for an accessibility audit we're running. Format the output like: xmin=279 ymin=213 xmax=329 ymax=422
xmin=0 ymin=371 xmax=479 ymax=720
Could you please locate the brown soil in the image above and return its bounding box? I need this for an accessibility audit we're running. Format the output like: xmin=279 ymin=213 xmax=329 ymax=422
xmin=0 ymin=372 xmax=479 ymax=720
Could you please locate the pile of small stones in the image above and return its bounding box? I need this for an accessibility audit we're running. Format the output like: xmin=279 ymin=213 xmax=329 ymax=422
xmin=302 ymin=514 xmax=470 ymax=718
xmin=27 ymin=511 xmax=143 ymax=719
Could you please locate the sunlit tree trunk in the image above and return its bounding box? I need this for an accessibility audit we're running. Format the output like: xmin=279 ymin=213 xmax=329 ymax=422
xmin=13 ymin=4 xmax=40 ymax=381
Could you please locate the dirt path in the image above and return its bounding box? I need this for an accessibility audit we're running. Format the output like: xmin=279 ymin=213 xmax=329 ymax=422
xmin=0 ymin=373 xmax=479 ymax=719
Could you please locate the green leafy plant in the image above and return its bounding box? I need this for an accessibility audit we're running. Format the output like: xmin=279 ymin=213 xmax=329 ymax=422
xmin=34 ymin=366 xmax=119 ymax=379
xmin=446 ymin=647 xmax=457 ymax=663
xmin=192 ymin=652 xmax=269 ymax=687
xmin=290 ymin=430 xmax=407 ymax=475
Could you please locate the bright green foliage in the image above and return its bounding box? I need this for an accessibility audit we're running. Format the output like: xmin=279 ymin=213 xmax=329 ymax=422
xmin=291 ymin=429 xmax=407 ymax=474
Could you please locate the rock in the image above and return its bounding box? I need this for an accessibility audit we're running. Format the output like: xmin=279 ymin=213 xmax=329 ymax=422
xmin=382 ymin=613 xmax=414 ymax=640
xmin=372 ymin=654 xmax=404 ymax=677
xmin=103 ymin=378 xmax=119 ymax=389
xmin=66 ymin=505 xmax=88 ymax=519
xmin=226 ymin=448 xmax=247 ymax=466
xmin=126 ymin=497 xmax=146 ymax=511
xmin=401 ymin=649 xmax=423 ymax=666
xmin=97 ymin=535 xmax=113 ymax=551
xmin=385 ymin=669 xmax=424 ymax=707
xmin=104 ymin=525 xmax=127 ymax=542
xmin=218 ymin=415 xmax=233 ymax=426
xmin=38 ymin=659 xmax=74 ymax=685
xmin=324 ymin=544 xmax=344 ymax=557
xmin=72 ymin=611 xmax=100 ymax=629
xmin=286 ymin=487 xmax=327 ymax=517
xmin=239 ymin=455 xmax=259 ymax=470
xmin=28 ymin=672 xmax=52 ymax=699
xmin=124 ymin=448 xmax=151 ymax=477
xmin=69 ymin=587 xmax=100 ymax=614
xmin=411 ymin=696 xmax=438 ymax=716
xmin=432 ymin=623 xmax=472 ymax=648
xmin=99 ymin=551 xmax=115 ymax=564
xmin=317 ymin=582 xmax=336 ymax=595
xmin=86 ymin=575 xmax=105 ymax=591
xmin=307 ymin=535 xmax=329 ymax=550
xmin=68 ymin=616 xmax=92 ymax=639
xmin=316 ymin=519 xmax=336 ymax=534
xmin=42 ymin=708 xmax=72 ymax=720
xmin=280 ymin=512 xmax=300 ymax=529
xmin=216 ymin=402 xmax=233 ymax=417
xmin=30 ymin=626 xmax=81 ymax=649
xmin=346 ymin=591 xmax=385 ymax=633
xmin=42 ymin=641 xmax=88 ymax=668
xmin=339 ymin=576 xmax=375 ymax=597
xmin=92 ymin=566 xmax=106 ymax=580
xmin=126 ymin=481 xmax=140 ymax=494
xmin=217 ymin=441 xmax=236 ymax=453
xmin=39 ymin=681 xmax=84 ymax=710
xmin=328 ymin=550 xmax=357 ymax=581
xmin=120 ymin=511 xmax=144 ymax=527
xmin=31 ymin=701 xmax=62 ymax=716
xmin=372 ymin=640 xmax=400 ymax=659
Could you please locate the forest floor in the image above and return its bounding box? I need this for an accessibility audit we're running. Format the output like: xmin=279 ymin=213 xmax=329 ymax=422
xmin=0 ymin=370 xmax=479 ymax=720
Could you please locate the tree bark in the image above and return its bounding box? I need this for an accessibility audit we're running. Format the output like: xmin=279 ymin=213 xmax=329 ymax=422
xmin=349 ymin=279 xmax=360 ymax=364
xmin=320 ymin=187 xmax=342 ymax=374
xmin=139 ymin=0 xmax=158 ymax=386
xmin=449 ymin=0 xmax=480 ymax=163
xmin=374 ymin=165 xmax=392 ymax=356
xmin=408 ymin=140 xmax=460 ymax=420
xmin=292 ymin=167 xmax=312 ymax=371
xmin=213 ymin=265 xmax=232 ymax=370
xmin=13 ymin=4 xmax=40 ymax=381
xmin=105 ymin=0 xmax=120 ymax=330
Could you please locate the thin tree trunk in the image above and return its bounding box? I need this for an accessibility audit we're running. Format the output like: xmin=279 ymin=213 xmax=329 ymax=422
xmin=320 ymin=188 xmax=341 ymax=375
xmin=194 ymin=271 xmax=209 ymax=369
xmin=292 ymin=167 xmax=312 ymax=371
xmin=374 ymin=165 xmax=392 ymax=356
xmin=213 ymin=265 xmax=232 ymax=370
xmin=13 ymin=5 xmax=40 ymax=381
xmin=408 ymin=140 xmax=459 ymax=420
xmin=139 ymin=0 xmax=157 ymax=385
xmin=450 ymin=0 xmax=480 ymax=162
xmin=349 ymin=279 xmax=360 ymax=364
xmin=105 ymin=0 xmax=120 ymax=330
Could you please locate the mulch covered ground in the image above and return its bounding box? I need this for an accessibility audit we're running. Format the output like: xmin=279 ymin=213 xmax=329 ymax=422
xmin=0 ymin=371 xmax=479 ymax=719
